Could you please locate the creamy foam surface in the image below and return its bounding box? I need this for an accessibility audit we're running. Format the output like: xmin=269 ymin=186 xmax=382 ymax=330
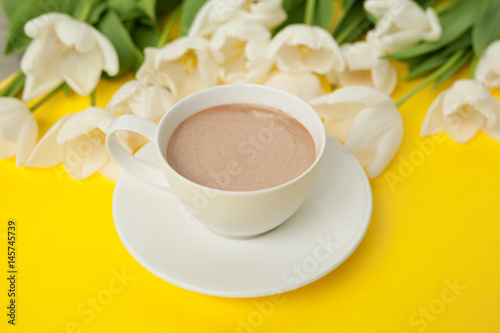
xmin=166 ymin=103 xmax=316 ymax=191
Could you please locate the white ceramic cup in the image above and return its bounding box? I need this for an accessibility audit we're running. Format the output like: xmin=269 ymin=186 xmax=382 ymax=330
xmin=106 ymin=84 xmax=326 ymax=239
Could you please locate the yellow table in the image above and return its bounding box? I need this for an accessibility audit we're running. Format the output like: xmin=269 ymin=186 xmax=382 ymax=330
xmin=2 ymin=64 xmax=500 ymax=333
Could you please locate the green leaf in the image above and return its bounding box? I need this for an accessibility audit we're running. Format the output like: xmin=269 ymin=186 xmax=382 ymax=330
xmin=137 ymin=0 xmax=157 ymax=20
xmin=313 ymin=0 xmax=334 ymax=30
xmin=97 ymin=10 xmax=143 ymax=76
xmin=132 ymin=25 xmax=159 ymax=49
xmin=180 ymin=0 xmax=208 ymax=37
xmin=405 ymin=30 xmax=472 ymax=80
xmin=432 ymin=49 xmax=472 ymax=90
xmin=333 ymin=0 xmax=367 ymax=44
xmin=385 ymin=0 xmax=479 ymax=60
xmin=2 ymin=0 xmax=21 ymax=20
xmin=107 ymin=0 xmax=136 ymax=17
xmin=87 ymin=2 xmax=108 ymax=25
xmin=3 ymin=0 xmax=79 ymax=55
xmin=472 ymin=0 xmax=500 ymax=56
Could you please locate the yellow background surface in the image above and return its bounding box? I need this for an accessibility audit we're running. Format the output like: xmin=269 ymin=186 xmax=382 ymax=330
xmin=1 ymin=64 xmax=500 ymax=333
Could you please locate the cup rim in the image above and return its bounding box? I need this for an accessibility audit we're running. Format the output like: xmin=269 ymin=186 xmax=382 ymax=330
xmin=154 ymin=83 xmax=326 ymax=195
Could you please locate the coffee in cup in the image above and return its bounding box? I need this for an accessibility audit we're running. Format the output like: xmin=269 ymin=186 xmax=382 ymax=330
xmin=166 ymin=103 xmax=316 ymax=191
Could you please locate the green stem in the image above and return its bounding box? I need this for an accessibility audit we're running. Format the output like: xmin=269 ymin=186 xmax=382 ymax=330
xmin=30 ymin=84 xmax=64 ymax=112
xmin=90 ymin=90 xmax=96 ymax=106
xmin=469 ymin=54 xmax=479 ymax=78
xmin=157 ymin=6 xmax=182 ymax=47
xmin=304 ymin=0 xmax=317 ymax=25
xmin=77 ymin=0 xmax=95 ymax=22
xmin=6 ymin=75 xmax=26 ymax=97
xmin=395 ymin=49 xmax=466 ymax=108
xmin=0 ymin=71 xmax=25 ymax=97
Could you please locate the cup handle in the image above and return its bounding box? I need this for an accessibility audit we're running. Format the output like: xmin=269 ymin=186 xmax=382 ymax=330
xmin=106 ymin=115 xmax=169 ymax=187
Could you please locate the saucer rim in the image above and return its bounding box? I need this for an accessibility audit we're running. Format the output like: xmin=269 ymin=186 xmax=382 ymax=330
xmin=112 ymin=137 xmax=372 ymax=298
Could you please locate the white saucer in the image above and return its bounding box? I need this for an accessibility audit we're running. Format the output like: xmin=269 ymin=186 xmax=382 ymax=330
xmin=112 ymin=137 xmax=372 ymax=298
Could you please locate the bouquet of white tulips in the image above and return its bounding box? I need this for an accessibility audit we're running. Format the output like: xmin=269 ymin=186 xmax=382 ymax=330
xmin=1 ymin=0 xmax=500 ymax=181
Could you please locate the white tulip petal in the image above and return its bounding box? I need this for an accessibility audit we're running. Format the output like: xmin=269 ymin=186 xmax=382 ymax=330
xmin=324 ymin=117 xmax=354 ymax=142
xmin=107 ymin=80 xmax=141 ymax=112
xmin=153 ymin=37 xmax=218 ymax=96
xmin=26 ymin=114 xmax=72 ymax=167
xmin=420 ymin=93 xmax=445 ymax=137
xmin=245 ymin=0 xmax=286 ymax=29
xmin=475 ymin=40 xmax=500 ymax=88
xmin=164 ymin=65 xmax=208 ymax=99
xmin=341 ymin=42 xmax=380 ymax=71
xmin=156 ymin=37 xmax=208 ymax=63
xmin=55 ymin=19 xmax=96 ymax=53
xmin=98 ymin=157 xmax=122 ymax=181
xmin=24 ymin=13 xmax=67 ymax=38
xmin=441 ymin=80 xmax=495 ymax=123
xmin=310 ymin=86 xmax=394 ymax=120
xmin=0 ymin=141 xmax=17 ymax=159
xmin=268 ymin=24 xmax=345 ymax=74
xmin=57 ymin=107 xmax=115 ymax=144
xmin=107 ymin=80 xmax=175 ymax=121
xmin=391 ymin=2 xmax=430 ymax=29
xmin=363 ymin=0 xmax=394 ymax=17
xmin=344 ymin=104 xmax=401 ymax=153
xmin=0 ymin=98 xmax=38 ymax=164
xmin=371 ymin=61 xmax=398 ymax=95
xmin=188 ymin=0 xmax=245 ymax=37
xmin=187 ymin=1 xmax=217 ymax=37
xmin=364 ymin=0 xmax=442 ymax=52
xmin=188 ymin=0 xmax=285 ymax=37
xmin=21 ymin=30 xmax=65 ymax=101
xmin=442 ymin=108 xmax=484 ymax=144
xmin=197 ymin=50 xmax=219 ymax=87
xmin=424 ymin=8 xmax=442 ymax=41
xmin=482 ymin=99 xmax=500 ymax=142
xmin=92 ymin=29 xmax=119 ymax=76
xmin=211 ymin=19 xmax=271 ymax=83
xmin=137 ymin=48 xmax=163 ymax=85
xmin=15 ymin=115 xmax=38 ymax=167
xmin=0 ymin=100 xmax=33 ymax=141
xmin=365 ymin=120 xmax=403 ymax=178
xmin=61 ymin=137 xmax=109 ymax=180
xmin=264 ymin=71 xmax=325 ymax=101
xmin=62 ymin=49 xmax=103 ymax=96
xmin=131 ymin=86 xmax=175 ymax=121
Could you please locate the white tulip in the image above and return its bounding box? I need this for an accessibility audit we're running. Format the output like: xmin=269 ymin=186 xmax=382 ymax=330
xmin=364 ymin=0 xmax=442 ymax=53
xmin=264 ymin=71 xmax=325 ymax=101
xmin=188 ymin=0 xmax=286 ymax=37
xmin=211 ymin=19 xmax=272 ymax=83
xmin=0 ymin=98 xmax=38 ymax=167
xmin=310 ymin=86 xmax=403 ymax=178
xmin=267 ymin=24 xmax=345 ymax=74
xmin=26 ymin=107 xmax=130 ymax=180
xmin=137 ymin=37 xmax=218 ymax=99
xmin=475 ymin=40 xmax=500 ymax=88
xmin=421 ymin=79 xmax=500 ymax=144
xmin=328 ymin=42 xmax=397 ymax=95
xmin=21 ymin=13 xmax=118 ymax=102
xmin=107 ymin=80 xmax=175 ymax=123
